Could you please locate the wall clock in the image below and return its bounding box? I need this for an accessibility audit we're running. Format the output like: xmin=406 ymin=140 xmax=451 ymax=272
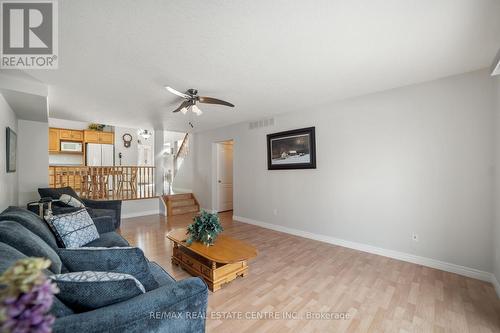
xmin=122 ymin=133 xmax=132 ymax=148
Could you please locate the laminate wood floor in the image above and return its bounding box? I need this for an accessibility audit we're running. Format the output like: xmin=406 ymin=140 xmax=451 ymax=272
xmin=119 ymin=212 xmax=500 ymax=333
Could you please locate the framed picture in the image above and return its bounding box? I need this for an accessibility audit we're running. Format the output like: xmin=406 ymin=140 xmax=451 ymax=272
xmin=267 ymin=127 xmax=316 ymax=170
xmin=6 ymin=127 xmax=17 ymax=173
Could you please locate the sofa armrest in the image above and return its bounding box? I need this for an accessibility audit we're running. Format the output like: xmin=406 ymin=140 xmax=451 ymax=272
xmin=81 ymin=199 xmax=122 ymax=228
xmin=92 ymin=216 xmax=116 ymax=233
xmin=52 ymin=277 xmax=208 ymax=333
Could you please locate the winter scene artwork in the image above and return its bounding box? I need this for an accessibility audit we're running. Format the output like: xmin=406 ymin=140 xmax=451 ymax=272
xmin=267 ymin=127 xmax=316 ymax=170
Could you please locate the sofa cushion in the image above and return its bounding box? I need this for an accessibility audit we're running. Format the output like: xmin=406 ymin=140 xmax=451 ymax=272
xmin=92 ymin=216 xmax=116 ymax=234
xmin=0 ymin=221 xmax=62 ymax=273
xmin=86 ymin=207 xmax=116 ymax=224
xmin=84 ymin=232 xmax=129 ymax=247
xmin=38 ymin=187 xmax=80 ymax=207
xmin=149 ymin=262 xmax=176 ymax=287
xmin=0 ymin=207 xmax=59 ymax=250
xmin=47 ymin=209 xmax=99 ymax=248
xmin=0 ymin=242 xmax=73 ymax=318
xmin=50 ymin=271 xmax=145 ymax=312
xmin=57 ymin=247 xmax=159 ymax=291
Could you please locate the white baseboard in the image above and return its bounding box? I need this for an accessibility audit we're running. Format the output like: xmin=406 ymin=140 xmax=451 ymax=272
xmin=122 ymin=210 xmax=160 ymax=219
xmin=233 ymin=215 xmax=494 ymax=284
xmin=492 ymin=275 xmax=500 ymax=298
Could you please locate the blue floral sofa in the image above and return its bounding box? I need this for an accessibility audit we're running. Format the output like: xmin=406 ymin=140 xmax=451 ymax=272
xmin=0 ymin=206 xmax=208 ymax=333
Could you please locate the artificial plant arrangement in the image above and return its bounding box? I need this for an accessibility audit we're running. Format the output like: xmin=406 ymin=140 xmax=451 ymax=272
xmin=186 ymin=210 xmax=223 ymax=246
xmin=88 ymin=123 xmax=105 ymax=131
xmin=0 ymin=258 xmax=59 ymax=333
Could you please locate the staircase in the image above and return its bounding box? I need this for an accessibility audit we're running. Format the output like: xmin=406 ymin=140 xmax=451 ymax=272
xmin=163 ymin=193 xmax=200 ymax=216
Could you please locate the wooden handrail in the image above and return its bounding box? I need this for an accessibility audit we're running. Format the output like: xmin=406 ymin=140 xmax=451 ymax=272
xmin=173 ymin=133 xmax=189 ymax=177
xmin=48 ymin=166 xmax=155 ymax=201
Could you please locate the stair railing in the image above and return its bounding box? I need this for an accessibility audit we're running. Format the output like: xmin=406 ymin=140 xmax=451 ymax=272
xmin=173 ymin=133 xmax=189 ymax=178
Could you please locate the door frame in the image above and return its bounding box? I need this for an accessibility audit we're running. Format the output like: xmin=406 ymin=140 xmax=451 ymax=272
xmin=212 ymin=139 xmax=234 ymax=213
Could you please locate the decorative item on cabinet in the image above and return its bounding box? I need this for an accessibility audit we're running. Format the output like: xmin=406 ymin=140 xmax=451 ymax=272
xmin=88 ymin=123 xmax=105 ymax=131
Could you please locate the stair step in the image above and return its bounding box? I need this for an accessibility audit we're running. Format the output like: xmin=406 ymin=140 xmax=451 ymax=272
xmin=171 ymin=199 xmax=195 ymax=208
xmin=172 ymin=205 xmax=199 ymax=215
xmin=166 ymin=193 xmax=192 ymax=201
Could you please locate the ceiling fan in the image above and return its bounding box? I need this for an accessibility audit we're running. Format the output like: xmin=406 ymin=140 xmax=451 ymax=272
xmin=165 ymin=86 xmax=235 ymax=116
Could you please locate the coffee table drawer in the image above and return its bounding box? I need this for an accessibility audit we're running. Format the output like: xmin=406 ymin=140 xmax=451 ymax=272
xmin=201 ymin=266 xmax=212 ymax=278
xmin=180 ymin=253 xmax=201 ymax=272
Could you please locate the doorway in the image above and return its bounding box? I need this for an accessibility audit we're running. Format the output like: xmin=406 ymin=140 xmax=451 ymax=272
xmin=215 ymin=140 xmax=233 ymax=212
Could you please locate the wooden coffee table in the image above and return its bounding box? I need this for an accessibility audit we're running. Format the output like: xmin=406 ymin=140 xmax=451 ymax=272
xmin=167 ymin=228 xmax=257 ymax=291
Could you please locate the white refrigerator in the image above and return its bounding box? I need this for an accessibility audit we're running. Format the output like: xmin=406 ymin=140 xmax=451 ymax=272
xmin=86 ymin=144 xmax=114 ymax=166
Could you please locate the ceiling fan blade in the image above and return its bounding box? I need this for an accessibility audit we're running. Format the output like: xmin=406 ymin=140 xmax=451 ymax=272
xmin=198 ymin=96 xmax=235 ymax=107
xmin=172 ymin=100 xmax=191 ymax=113
xmin=165 ymin=86 xmax=190 ymax=99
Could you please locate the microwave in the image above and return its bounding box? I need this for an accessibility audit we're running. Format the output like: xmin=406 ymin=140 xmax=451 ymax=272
xmin=60 ymin=141 xmax=83 ymax=152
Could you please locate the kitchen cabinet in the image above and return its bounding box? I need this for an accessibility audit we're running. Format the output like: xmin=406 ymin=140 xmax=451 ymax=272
xmin=84 ymin=130 xmax=100 ymax=143
xmin=98 ymin=132 xmax=114 ymax=144
xmin=84 ymin=130 xmax=114 ymax=144
xmin=50 ymin=128 xmax=84 ymax=153
xmin=70 ymin=130 xmax=83 ymax=141
xmin=59 ymin=129 xmax=83 ymax=141
xmin=49 ymin=128 xmax=60 ymax=152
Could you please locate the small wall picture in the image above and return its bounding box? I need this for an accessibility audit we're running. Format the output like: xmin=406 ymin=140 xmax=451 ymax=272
xmin=6 ymin=127 xmax=17 ymax=173
xmin=267 ymin=127 xmax=316 ymax=170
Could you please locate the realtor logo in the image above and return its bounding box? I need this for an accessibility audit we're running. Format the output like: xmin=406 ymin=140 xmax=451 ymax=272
xmin=1 ymin=0 xmax=58 ymax=68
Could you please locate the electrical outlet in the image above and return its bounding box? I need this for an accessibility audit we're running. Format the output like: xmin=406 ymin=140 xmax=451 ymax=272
xmin=412 ymin=233 xmax=419 ymax=242
xmin=273 ymin=209 xmax=278 ymax=216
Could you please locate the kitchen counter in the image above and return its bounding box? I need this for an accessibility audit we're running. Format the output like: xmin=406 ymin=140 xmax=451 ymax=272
xmin=49 ymin=164 xmax=84 ymax=167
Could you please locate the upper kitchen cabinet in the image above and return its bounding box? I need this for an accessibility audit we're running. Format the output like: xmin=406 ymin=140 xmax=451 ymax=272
xmin=59 ymin=129 xmax=84 ymax=141
xmin=98 ymin=132 xmax=114 ymax=144
xmin=49 ymin=128 xmax=60 ymax=152
xmin=84 ymin=130 xmax=114 ymax=144
xmin=84 ymin=130 xmax=99 ymax=143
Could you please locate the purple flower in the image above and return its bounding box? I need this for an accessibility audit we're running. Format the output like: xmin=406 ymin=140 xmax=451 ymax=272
xmin=1 ymin=278 xmax=58 ymax=333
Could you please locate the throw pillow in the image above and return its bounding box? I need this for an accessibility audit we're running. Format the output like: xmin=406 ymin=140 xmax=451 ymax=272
xmin=0 ymin=221 xmax=62 ymax=273
xmin=59 ymin=194 xmax=85 ymax=208
xmin=46 ymin=209 xmax=99 ymax=248
xmin=57 ymin=247 xmax=159 ymax=291
xmin=50 ymin=271 xmax=145 ymax=311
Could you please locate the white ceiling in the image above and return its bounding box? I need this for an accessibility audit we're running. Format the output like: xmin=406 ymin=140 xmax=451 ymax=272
xmin=8 ymin=0 xmax=500 ymax=132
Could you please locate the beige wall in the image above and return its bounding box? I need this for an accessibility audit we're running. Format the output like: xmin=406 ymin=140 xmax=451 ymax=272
xmin=190 ymin=69 xmax=495 ymax=273
xmin=0 ymin=94 xmax=19 ymax=211
xmin=17 ymin=120 xmax=49 ymax=205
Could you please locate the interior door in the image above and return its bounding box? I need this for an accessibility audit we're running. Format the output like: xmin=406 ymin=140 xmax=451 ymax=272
xmin=217 ymin=142 xmax=233 ymax=212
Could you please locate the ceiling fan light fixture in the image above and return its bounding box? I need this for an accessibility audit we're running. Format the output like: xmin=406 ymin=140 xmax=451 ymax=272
xmin=191 ymin=104 xmax=203 ymax=116
xmin=166 ymin=86 xmax=234 ymax=115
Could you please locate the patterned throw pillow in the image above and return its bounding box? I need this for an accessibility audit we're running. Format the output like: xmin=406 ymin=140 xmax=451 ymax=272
xmin=59 ymin=194 xmax=85 ymax=208
xmin=47 ymin=209 xmax=99 ymax=248
xmin=50 ymin=271 xmax=145 ymax=311
xmin=57 ymin=247 xmax=159 ymax=291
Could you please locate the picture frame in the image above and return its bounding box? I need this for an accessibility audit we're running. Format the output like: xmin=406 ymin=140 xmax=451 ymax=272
xmin=267 ymin=127 xmax=316 ymax=170
xmin=6 ymin=127 xmax=17 ymax=173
